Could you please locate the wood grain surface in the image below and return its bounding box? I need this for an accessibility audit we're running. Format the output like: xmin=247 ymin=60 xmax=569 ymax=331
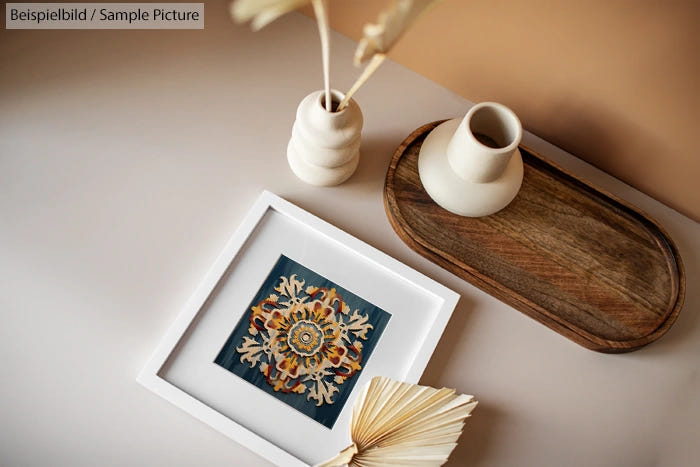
xmin=384 ymin=121 xmax=685 ymax=352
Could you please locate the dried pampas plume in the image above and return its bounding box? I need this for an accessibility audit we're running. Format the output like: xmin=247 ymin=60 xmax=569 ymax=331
xmin=231 ymin=0 xmax=333 ymax=111
xmin=337 ymin=0 xmax=442 ymax=110
xmin=231 ymin=0 xmax=442 ymax=113
xmin=316 ymin=376 xmax=477 ymax=467
xmin=231 ymin=0 xmax=312 ymax=31
xmin=354 ymin=0 xmax=441 ymax=66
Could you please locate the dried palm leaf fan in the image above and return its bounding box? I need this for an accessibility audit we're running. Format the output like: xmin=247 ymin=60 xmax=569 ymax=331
xmin=316 ymin=376 xmax=477 ymax=467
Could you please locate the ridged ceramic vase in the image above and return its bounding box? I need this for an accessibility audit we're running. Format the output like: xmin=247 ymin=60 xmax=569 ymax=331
xmin=287 ymin=89 xmax=363 ymax=186
xmin=418 ymin=102 xmax=524 ymax=217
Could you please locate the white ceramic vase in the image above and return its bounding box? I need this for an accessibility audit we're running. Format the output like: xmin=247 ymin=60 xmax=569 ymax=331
xmin=287 ymin=89 xmax=363 ymax=186
xmin=418 ymin=102 xmax=524 ymax=217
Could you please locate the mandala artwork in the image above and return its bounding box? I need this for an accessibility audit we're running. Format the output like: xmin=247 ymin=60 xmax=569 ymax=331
xmin=215 ymin=255 xmax=391 ymax=428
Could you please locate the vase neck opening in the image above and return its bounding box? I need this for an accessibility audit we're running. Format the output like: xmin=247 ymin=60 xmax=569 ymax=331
xmin=447 ymin=103 xmax=522 ymax=183
xmin=318 ymin=90 xmax=345 ymax=113
xmin=468 ymin=105 xmax=520 ymax=151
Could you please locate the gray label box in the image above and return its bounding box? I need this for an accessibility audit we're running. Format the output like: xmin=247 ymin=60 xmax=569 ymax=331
xmin=6 ymin=3 xmax=204 ymax=29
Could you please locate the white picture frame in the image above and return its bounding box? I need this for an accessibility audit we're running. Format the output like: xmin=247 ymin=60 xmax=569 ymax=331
xmin=137 ymin=191 xmax=459 ymax=466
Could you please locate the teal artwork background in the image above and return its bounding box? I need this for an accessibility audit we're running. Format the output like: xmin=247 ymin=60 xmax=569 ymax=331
xmin=214 ymin=255 xmax=391 ymax=429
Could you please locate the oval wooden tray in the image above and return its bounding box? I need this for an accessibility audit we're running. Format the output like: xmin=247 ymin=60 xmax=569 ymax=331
xmin=384 ymin=121 xmax=685 ymax=353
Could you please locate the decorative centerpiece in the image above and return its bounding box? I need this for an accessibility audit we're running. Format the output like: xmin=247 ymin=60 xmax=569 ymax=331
xmin=232 ymin=0 xmax=443 ymax=185
xmin=418 ymin=102 xmax=524 ymax=216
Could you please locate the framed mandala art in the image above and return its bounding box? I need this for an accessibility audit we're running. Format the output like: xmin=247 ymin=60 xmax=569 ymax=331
xmin=138 ymin=191 xmax=459 ymax=466
xmin=214 ymin=255 xmax=391 ymax=429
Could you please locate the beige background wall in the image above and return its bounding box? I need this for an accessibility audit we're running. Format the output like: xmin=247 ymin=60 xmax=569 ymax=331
xmin=304 ymin=0 xmax=700 ymax=221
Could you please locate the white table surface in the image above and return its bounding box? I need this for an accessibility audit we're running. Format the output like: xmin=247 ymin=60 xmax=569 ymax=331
xmin=2 ymin=5 xmax=698 ymax=467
